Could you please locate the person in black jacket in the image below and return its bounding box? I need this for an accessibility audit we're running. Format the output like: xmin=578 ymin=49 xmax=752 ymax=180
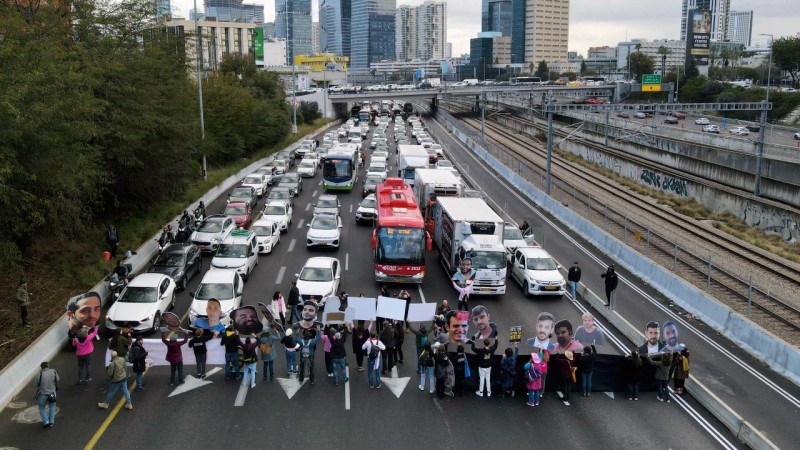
xmin=600 ymin=266 xmax=618 ymax=309
xmin=567 ymin=262 xmax=582 ymax=299
xmin=352 ymin=321 xmax=370 ymax=372
xmin=577 ymin=345 xmax=597 ymax=397
xmin=330 ymin=324 xmax=352 ymax=386
xmin=189 ymin=329 xmax=212 ymax=378
xmin=130 ymin=336 xmax=148 ymax=391
xmin=471 ymin=339 xmax=498 ymax=397
xmin=287 ymin=281 xmax=301 ymax=322
xmin=220 ymin=327 xmax=242 ymax=380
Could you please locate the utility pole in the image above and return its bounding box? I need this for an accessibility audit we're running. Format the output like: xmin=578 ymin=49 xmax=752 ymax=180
xmin=546 ymin=95 xmax=553 ymax=194
xmin=754 ymin=34 xmax=773 ymax=196
xmin=287 ymin=0 xmax=297 ymax=134
xmin=193 ymin=0 xmax=207 ymax=180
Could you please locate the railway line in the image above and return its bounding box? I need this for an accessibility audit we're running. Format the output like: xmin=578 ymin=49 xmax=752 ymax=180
xmin=440 ymin=100 xmax=800 ymax=342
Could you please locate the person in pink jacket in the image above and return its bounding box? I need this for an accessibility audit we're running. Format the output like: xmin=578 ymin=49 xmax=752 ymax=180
xmin=72 ymin=325 xmax=99 ymax=384
xmin=524 ymin=353 xmax=547 ymax=406
xmin=162 ymin=332 xmax=189 ymax=386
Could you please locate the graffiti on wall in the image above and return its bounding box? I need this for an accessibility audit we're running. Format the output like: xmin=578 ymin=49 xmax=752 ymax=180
xmin=638 ymin=168 xmax=691 ymax=197
xmin=743 ymin=202 xmax=799 ymax=243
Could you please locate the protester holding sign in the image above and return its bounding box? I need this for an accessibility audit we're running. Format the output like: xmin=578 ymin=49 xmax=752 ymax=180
xmin=471 ymin=339 xmax=499 ymax=397
xmin=500 ymin=344 xmax=519 ymax=397
xmin=470 ymin=305 xmax=498 ymax=341
xmin=162 ymin=331 xmax=188 ymax=386
xmin=363 ymin=332 xmax=386 ymax=389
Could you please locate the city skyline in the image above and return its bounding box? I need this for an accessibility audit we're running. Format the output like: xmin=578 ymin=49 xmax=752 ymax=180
xmin=175 ymin=0 xmax=796 ymax=58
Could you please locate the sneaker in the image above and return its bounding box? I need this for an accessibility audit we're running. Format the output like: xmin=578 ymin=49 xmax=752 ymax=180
xmin=170 ymin=383 xmax=175 ymax=387
xmin=179 ymin=380 xmax=185 ymax=385
xmin=47 ymin=423 xmax=54 ymax=428
xmin=666 ymin=399 xmax=670 ymax=403
xmin=77 ymin=379 xmax=84 ymax=385
xmin=534 ymin=402 xmax=539 ymax=406
xmin=124 ymin=403 xmax=133 ymax=410
xmin=476 ymin=391 xmax=483 ymax=397
xmin=311 ymin=380 xmax=315 ymax=385
xmin=43 ymin=423 xmax=50 ymax=428
xmin=634 ymin=397 xmax=639 ymax=401
xmin=657 ymin=396 xmax=663 ymax=402
xmin=358 ymin=367 xmax=365 ymax=372
xmin=98 ymin=402 xmax=109 ymax=409
xmin=587 ymin=393 xmax=591 ymax=397
xmin=376 ymin=384 xmax=381 ymax=389
xmin=487 ymin=392 xmax=492 ymax=397
xmin=343 ymin=378 xmax=349 ymax=383
xmin=370 ymin=384 xmax=374 ymax=389
xmin=86 ymin=378 xmax=92 ymax=383
xmin=201 ymin=374 xmax=206 ymax=379
xmin=526 ymin=402 xmax=535 ymax=406
xmin=334 ymin=383 xmax=339 ymax=387
xmin=327 ymin=373 xmax=333 ymax=378
xmin=251 ymin=384 xmax=256 ymax=389
xmin=197 ymin=373 xmax=202 ymax=378
xmin=419 ymin=385 xmax=424 ymax=391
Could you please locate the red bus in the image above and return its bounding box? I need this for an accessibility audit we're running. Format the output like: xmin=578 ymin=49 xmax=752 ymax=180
xmin=371 ymin=178 xmax=432 ymax=284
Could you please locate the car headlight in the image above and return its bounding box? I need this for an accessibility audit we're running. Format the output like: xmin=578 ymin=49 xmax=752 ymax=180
xmin=213 ymin=235 xmax=224 ymax=242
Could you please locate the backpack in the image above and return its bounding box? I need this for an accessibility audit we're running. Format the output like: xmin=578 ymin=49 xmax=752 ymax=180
xmin=525 ymin=365 xmax=541 ymax=382
xmin=259 ymin=340 xmax=272 ymax=355
xmin=418 ymin=350 xmax=433 ymax=367
xmin=368 ymin=340 xmax=380 ymax=360
xmin=420 ymin=335 xmax=428 ymax=347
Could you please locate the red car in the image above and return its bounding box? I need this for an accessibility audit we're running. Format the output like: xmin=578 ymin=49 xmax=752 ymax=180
xmin=222 ymin=201 xmax=252 ymax=229
xmin=426 ymin=148 xmax=438 ymax=164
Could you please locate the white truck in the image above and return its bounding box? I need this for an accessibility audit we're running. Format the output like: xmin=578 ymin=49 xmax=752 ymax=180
xmin=414 ymin=169 xmax=463 ymax=234
xmin=397 ymin=145 xmax=430 ymax=186
xmin=432 ymin=197 xmax=506 ymax=295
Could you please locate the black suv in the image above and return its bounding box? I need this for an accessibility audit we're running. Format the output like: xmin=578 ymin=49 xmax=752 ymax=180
xmin=146 ymin=243 xmax=202 ymax=291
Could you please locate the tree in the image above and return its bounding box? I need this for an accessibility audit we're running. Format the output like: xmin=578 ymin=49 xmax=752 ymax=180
xmin=772 ymin=36 xmax=800 ymax=88
xmin=580 ymin=60 xmax=587 ymax=75
xmin=628 ymin=52 xmax=655 ymax=83
xmin=534 ymin=60 xmax=549 ymax=80
xmin=656 ymin=45 xmax=671 ymax=75
xmin=299 ymin=101 xmax=321 ymax=124
xmin=528 ymin=62 xmax=535 ymax=75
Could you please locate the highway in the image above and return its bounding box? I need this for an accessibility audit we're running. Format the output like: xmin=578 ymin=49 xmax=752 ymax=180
xmin=0 ymin=112 xmax=782 ymax=449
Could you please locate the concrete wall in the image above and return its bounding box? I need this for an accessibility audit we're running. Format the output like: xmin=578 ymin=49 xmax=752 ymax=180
xmin=0 ymin=121 xmax=340 ymax=413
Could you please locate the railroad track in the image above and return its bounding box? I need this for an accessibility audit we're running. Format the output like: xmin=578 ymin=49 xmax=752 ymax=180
xmin=441 ymin=101 xmax=800 ymax=339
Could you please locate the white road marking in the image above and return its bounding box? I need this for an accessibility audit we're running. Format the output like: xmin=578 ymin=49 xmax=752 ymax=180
xmin=417 ymin=285 xmax=426 ymax=304
xmin=345 ymin=253 xmax=349 ymax=271
xmin=288 ymin=239 xmax=296 ymax=252
xmin=234 ymin=380 xmax=250 ymax=406
xmin=349 ymin=204 xmax=354 ymax=213
xmin=312 ymin=189 xmax=319 ymax=197
xmin=277 ymin=373 xmax=308 ymax=399
xmin=275 ymin=266 xmax=286 ymax=285
xmin=169 ymin=367 xmax=221 ymax=398
xmin=380 ymin=365 xmax=410 ymax=398
xmin=344 ymin=366 xmax=351 ymax=411
xmin=297 ymin=219 xmax=305 ymax=229
xmin=305 ymin=203 xmax=312 ymax=211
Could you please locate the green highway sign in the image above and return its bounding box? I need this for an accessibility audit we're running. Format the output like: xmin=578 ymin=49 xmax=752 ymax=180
xmin=642 ymin=74 xmax=662 ymax=85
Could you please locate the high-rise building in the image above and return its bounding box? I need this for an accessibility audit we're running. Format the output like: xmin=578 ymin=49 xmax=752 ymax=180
xmin=165 ymin=18 xmax=256 ymax=72
xmin=311 ymin=21 xmax=320 ymax=54
xmin=241 ymin=3 xmax=264 ymax=23
xmin=319 ymin=0 xmax=351 ymax=57
xmin=482 ymin=0 xmax=512 ymax=37
xmin=470 ymin=31 xmax=501 ymax=79
xmin=680 ymin=0 xmax=730 ymax=42
xmin=275 ymin=0 xmax=312 ymax=64
xmin=524 ymin=0 xmax=569 ymax=65
xmin=588 ymin=46 xmax=616 ymax=59
xmin=155 ymin=0 xmax=171 ymax=21
xmin=617 ymin=39 xmax=686 ymax=74
xmin=262 ymin=22 xmax=276 ymax=38
xmin=395 ymin=5 xmax=417 ymax=61
xmin=351 ymin=0 xmax=396 ymax=69
xmin=205 ymin=0 xmax=243 ymax=22
xmin=727 ymin=10 xmax=752 ymax=46
xmin=416 ymin=0 xmax=447 ymax=61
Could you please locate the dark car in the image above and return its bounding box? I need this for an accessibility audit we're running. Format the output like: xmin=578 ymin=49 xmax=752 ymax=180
xmin=275 ymin=150 xmax=295 ymax=168
xmin=745 ymin=124 xmax=760 ymax=133
xmin=664 ymin=116 xmax=679 ymax=124
xmin=267 ymin=186 xmax=294 ymax=207
xmin=670 ymin=111 xmax=686 ymax=119
xmin=228 ymin=186 xmax=257 ymax=209
xmin=146 ymin=243 xmax=202 ymax=291
xmin=278 ymin=172 xmax=303 ymax=197
xmin=616 ymin=112 xmax=630 ymax=119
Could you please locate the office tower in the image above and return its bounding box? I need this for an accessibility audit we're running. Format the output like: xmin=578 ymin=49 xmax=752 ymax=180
xmin=275 ymin=0 xmax=312 ymax=64
xmin=396 ymin=5 xmax=417 ymax=61
xmin=416 ymin=0 xmax=446 ymax=61
xmin=155 ymin=0 xmax=171 ymax=21
xmin=351 ymin=0 xmax=396 ymax=68
xmin=312 ymin=21 xmax=319 ymax=53
xmin=523 ymin=0 xmax=569 ymax=65
xmin=241 ymin=3 xmax=265 ymax=23
xmin=205 ymin=0 xmax=243 ymax=22
xmin=319 ymin=0 xmax=351 ymax=56
xmin=680 ymin=0 xmax=730 ymax=42
xmin=727 ymin=10 xmax=752 ymax=46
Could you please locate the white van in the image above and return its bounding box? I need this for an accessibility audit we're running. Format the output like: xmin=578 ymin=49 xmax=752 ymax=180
xmin=189 ymin=269 xmax=243 ymax=328
xmin=463 ymin=79 xmax=479 ymax=86
xmin=210 ymin=229 xmax=258 ymax=281
xmin=348 ymin=126 xmax=362 ymax=143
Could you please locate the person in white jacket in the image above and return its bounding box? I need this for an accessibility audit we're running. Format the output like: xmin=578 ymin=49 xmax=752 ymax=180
xmin=362 ymin=332 xmax=386 ymax=389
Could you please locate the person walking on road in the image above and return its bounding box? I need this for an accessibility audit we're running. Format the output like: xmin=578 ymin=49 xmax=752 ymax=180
xmin=241 ymin=336 xmax=258 ymax=389
xmin=567 ymin=262 xmax=582 ymax=300
xmin=352 ymin=321 xmax=370 ymax=372
xmin=600 ymin=266 xmax=619 ymax=309
xmin=362 ymin=332 xmax=386 ymax=389
xmin=281 ymin=328 xmax=300 ymax=375
xmin=99 ymin=351 xmax=132 ymax=410
xmin=259 ymin=325 xmax=281 ymax=381
xmin=330 ymin=326 xmax=352 ymax=386
xmin=417 ymin=342 xmax=435 ymax=393
xmin=409 ymin=324 xmax=431 ymax=374
xmin=272 ymin=291 xmax=287 ymax=327
xmin=287 ymin=281 xmax=301 ymax=323
xmin=106 ymin=224 xmax=120 ymax=258
xmin=471 ymin=338 xmax=499 ymax=397
xmin=298 ymin=330 xmax=322 ymax=385
xmin=16 ymin=277 xmax=31 ymax=327
xmin=162 ymin=332 xmax=188 ymax=386
xmin=130 ymin=336 xmax=148 ymax=391
xmin=34 ymin=361 xmax=59 ymax=427
xmin=72 ymin=325 xmax=99 ymax=385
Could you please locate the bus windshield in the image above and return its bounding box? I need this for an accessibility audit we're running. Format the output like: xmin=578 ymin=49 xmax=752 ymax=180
xmin=402 ymin=167 xmax=415 ymax=180
xmin=375 ymin=227 xmax=425 ymax=265
xmin=323 ymin=159 xmax=353 ymax=179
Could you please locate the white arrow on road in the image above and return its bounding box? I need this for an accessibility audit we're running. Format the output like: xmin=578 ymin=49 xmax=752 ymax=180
xmin=277 ymin=373 xmax=308 ymax=399
xmin=168 ymin=367 xmax=222 ymax=397
xmin=380 ymin=366 xmax=410 ymax=399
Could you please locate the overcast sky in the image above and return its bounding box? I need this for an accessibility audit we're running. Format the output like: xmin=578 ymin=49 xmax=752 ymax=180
xmin=173 ymin=0 xmax=797 ymax=56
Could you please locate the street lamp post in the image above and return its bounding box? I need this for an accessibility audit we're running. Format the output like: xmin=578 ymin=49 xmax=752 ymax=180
xmin=285 ymin=0 xmax=297 ymax=134
xmin=193 ymin=0 xmax=207 ymax=179
xmin=754 ymin=34 xmax=773 ymax=196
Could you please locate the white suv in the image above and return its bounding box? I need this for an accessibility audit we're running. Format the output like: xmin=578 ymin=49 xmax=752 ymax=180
xmin=189 ymin=269 xmax=244 ymax=329
xmin=509 ymin=247 xmax=566 ymax=298
xmin=210 ymin=229 xmax=258 ymax=282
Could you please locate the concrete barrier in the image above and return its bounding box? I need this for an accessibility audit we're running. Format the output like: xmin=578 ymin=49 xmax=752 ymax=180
xmin=0 ymin=121 xmax=339 ymax=412
xmin=440 ymin=110 xmax=783 ymax=450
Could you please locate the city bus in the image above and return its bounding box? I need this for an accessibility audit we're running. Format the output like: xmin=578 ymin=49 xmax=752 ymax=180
xmin=371 ymin=178 xmax=432 ymax=284
xmin=321 ymin=143 xmax=360 ymax=191
xmin=358 ymin=108 xmax=371 ymax=124
xmin=511 ymin=76 xmax=541 ymax=85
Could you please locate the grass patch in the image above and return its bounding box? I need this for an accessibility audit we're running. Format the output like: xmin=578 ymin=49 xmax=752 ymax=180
xmin=554 ymin=147 xmax=800 ymax=263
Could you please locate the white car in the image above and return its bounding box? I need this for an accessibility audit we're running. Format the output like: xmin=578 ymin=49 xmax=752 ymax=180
xmin=262 ymin=200 xmax=293 ymax=234
xmin=296 ymin=144 xmax=313 ymax=158
xmin=241 ymin=173 xmax=269 ymax=197
xmin=370 ymin=155 xmax=387 ymax=166
xmin=355 ymin=194 xmax=377 ymax=224
xmin=703 ymin=124 xmax=720 ymax=134
xmin=210 ymin=229 xmax=258 ymax=282
xmin=695 ymin=117 xmax=710 ymax=125
xmin=189 ymin=269 xmax=244 ymax=329
xmin=105 ymin=273 xmax=176 ymax=334
xmin=295 ymin=257 xmax=342 ymax=305
xmin=793 ymin=131 xmax=800 ymax=140
xmin=303 ymin=152 xmax=320 ymax=166
xmin=250 ymin=219 xmax=281 ymax=254
xmin=509 ymin=247 xmax=566 ymax=298
xmin=306 ymin=213 xmax=343 ymax=249
xmin=367 ymin=162 xmax=388 ymax=179
xmin=314 ymin=194 xmax=341 ymax=216
xmin=729 ymin=126 xmax=750 ymax=136
xmin=503 ymin=223 xmax=536 ymax=264
xmin=430 ymin=144 xmax=444 ymax=158
xmin=338 ymin=128 xmax=348 ymax=138
xmin=191 ymin=215 xmax=237 ymax=253
xmin=297 ymin=159 xmax=318 ymax=177
xmin=254 ymin=166 xmax=279 ymax=185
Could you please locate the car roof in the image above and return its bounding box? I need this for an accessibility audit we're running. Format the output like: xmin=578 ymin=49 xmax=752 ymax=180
xmin=161 ymin=243 xmax=196 ymax=255
xmin=223 ymin=229 xmax=254 ymax=244
xmin=265 ymin=200 xmax=288 ymax=207
xmin=200 ymin=269 xmax=239 ymax=283
xmin=252 ymin=218 xmax=278 ymax=227
xmin=271 ymin=186 xmax=291 ymax=192
xmin=204 ymin=214 xmax=230 ymax=222
xmin=128 ymin=273 xmax=167 ymax=287
xmin=225 ymin=201 xmax=248 ymax=207
xmin=516 ymin=247 xmax=552 ymax=258
xmin=303 ymin=256 xmax=339 ymax=269
xmin=318 ymin=194 xmax=337 ymax=201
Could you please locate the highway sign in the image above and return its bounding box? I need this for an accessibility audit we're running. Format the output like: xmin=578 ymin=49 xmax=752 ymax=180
xmin=642 ymin=84 xmax=662 ymax=92
xmin=642 ymin=74 xmax=662 ymax=85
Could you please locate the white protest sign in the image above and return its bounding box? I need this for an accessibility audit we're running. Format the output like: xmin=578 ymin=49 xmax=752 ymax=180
xmin=105 ymin=338 xmax=227 ymax=366
xmin=348 ymin=297 xmax=377 ymax=321
xmin=406 ymin=303 xmax=437 ymax=322
xmin=377 ymin=296 xmax=407 ymax=321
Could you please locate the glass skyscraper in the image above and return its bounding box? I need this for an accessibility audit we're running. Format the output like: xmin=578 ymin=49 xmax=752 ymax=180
xmin=351 ymin=0 xmax=396 ymax=69
xmin=275 ymin=0 xmax=312 ymax=64
xmin=319 ymin=0 xmax=351 ymax=57
xmin=205 ymin=0 xmax=243 ymax=22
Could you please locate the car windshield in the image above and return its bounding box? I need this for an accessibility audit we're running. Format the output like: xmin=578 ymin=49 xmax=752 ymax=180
xmin=368 ymin=165 xmax=385 ymax=173
xmin=118 ymin=286 xmax=157 ymax=303
xmin=264 ymin=205 xmax=286 ymax=215
xmin=251 ymin=225 xmax=273 ymax=236
xmin=244 ymin=177 xmax=261 ymax=185
xmin=312 ymin=216 xmax=338 ymax=230
xmin=300 ymin=267 xmax=333 ymax=282
xmin=361 ymin=198 xmax=376 ymax=208
xmin=375 ymin=227 xmax=425 ymax=264
xmin=316 ymin=198 xmax=337 ymax=208
xmin=224 ymin=206 xmax=247 ymax=215
xmin=504 ymin=227 xmax=524 ymax=240
xmin=216 ymin=244 xmax=247 ymax=258
xmin=438 ymin=161 xmax=453 ymax=168
xmin=153 ymin=253 xmax=185 ymax=267
xmin=198 ymin=221 xmax=223 ymax=233
xmin=300 ymin=162 xmax=315 ymax=168
xmin=283 ymin=174 xmax=299 ymax=182
xmin=527 ymin=257 xmax=558 ymax=270
xmin=231 ymin=188 xmax=251 ymax=197
xmin=269 ymin=190 xmax=290 ymax=200
xmin=195 ymin=283 xmax=233 ymax=300
xmin=466 ymin=251 xmax=505 ymax=269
